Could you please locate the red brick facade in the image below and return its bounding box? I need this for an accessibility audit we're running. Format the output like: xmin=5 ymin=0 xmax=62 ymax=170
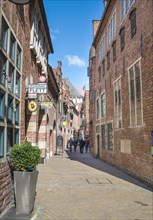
xmin=89 ymin=0 xmax=153 ymax=186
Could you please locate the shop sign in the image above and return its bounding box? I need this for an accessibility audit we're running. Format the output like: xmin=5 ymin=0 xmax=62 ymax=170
xmin=28 ymin=100 xmax=38 ymax=112
xmin=28 ymin=93 xmax=37 ymax=99
xmin=28 ymin=83 xmax=48 ymax=94
xmin=40 ymin=102 xmax=53 ymax=109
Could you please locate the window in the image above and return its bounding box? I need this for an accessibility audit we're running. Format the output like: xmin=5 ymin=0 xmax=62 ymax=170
xmin=102 ymin=60 xmax=105 ymax=76
xmin=15 ymin=129 xmax=19 ymax=144
xmin=1 ymin=18 xmax=8 ymax=52
xmin=129 ymin=60 xmax=142 ymax=126
xmin=8 ymin=64 xmax=14 ymax=92
xmin=7 ymin=127 xmax=13 ymax=153
xmin=101 ymin=125 xmax=105 ymax=148
xmin=99 ymin=36 xmax=105 ymax=61
xmin=107 ymin=51 xmax=110 ymax=69
xmin=8 ymin=96 xmax=14 ymax=123
xmin=108 ymin=12 xmax=116 ymax=45
xmin=121 ymin=0 xmax=135 ymax=20
xmin=114 ymin=78 xmax=122 ymax=128
xmin=101 ymin=93 xmax=106 ymax=117
xmin=108 ymin=123 xmax=113 ymax=150
xmin=0 ymin=54 xmax=7 ymax=85
xmin=16 ymin=45 xmax=21 ymax=70
xmin=15 ymin=72 xmax=20 ymax=97
xmin=0 ymin=91 xmax=5 ymax=120
xmin=0 ymin=127 xmax=5 ymax=158
xmin=112 ymin=41 xmax=116 ymax=61
xmin=15 ymin=101 xmax=20 ymax=125
xmin=10 ymin=33 xmax=16 ymax=62
xmin=129 ymin=9 xmax=136 ymax=38
xmin=96 ymin=98 xmax=100 ymax=119
xmin=119 ymin=27 xmax=125 ymax=51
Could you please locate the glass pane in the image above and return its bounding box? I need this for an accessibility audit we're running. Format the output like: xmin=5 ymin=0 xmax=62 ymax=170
xmin=8 ymin=97 xmax=13 ymax=122
xmin=7 ymin=128 xmax=13 ymax=153
xmin=15 ymin=72 xmax=20 ymax=97
xmin=16 ymin=45 xmax=21 ymax=70
xmin=0 ymin=127 xmax=4 ymax=157
xmin=0 ymin=54 xmax=7 ymax=85
xmin=10 ymin=34 xmax=16 ymax=62
xmin=0 ymin=91 xmax=5 ymax=119
xmin=8 ymin=65 xmax=14 ymax=92
xmin=2 ymin=18 xmax=8 ymax=52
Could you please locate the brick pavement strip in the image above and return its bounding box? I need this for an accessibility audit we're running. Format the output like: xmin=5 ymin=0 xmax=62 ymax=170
xmin=1 ymin=149 xmax=153 ymax=220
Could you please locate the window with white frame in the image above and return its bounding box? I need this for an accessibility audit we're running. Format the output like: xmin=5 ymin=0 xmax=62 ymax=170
xmin=121 ymin=0 xmax=135 ymax=20
xmin=101 ymin=93 xmax=106 ymax=117
xmin=114 ymin=78 xmax=122 ymax=128
xmin=108 ymin=11 xmax=116 ymax=45
xmin=129 ymin=60 xmax=142 ymax=126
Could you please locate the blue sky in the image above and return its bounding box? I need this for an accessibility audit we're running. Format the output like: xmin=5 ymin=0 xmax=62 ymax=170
xmin=43 ymin=0 xmax=104 ymax=94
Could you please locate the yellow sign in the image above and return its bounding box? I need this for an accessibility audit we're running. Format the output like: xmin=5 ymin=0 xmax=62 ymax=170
xmin=28 ymin=100 xmax=38 ymax=112
xmin=40 ymin=102 xmax=53 ymax=109
xmin=63 ymin=121 xmax=67 ymax=126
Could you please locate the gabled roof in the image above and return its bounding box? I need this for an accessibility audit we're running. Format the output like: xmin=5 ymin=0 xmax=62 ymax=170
xmin=64 ymin=78 xmax=83 ymax=98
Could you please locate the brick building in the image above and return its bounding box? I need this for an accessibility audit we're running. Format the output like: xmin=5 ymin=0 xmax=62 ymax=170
xmin=0 ymin=0 xmax=56 ymax=215
xmin=89 ymin=0 xmax=153 ymax=186
xmin=81 ymin=90 xmax=90 ymax=139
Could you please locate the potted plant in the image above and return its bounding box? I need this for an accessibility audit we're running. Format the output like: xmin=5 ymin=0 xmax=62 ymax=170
xmin=9 ymin=141 xmax=41 ymax=215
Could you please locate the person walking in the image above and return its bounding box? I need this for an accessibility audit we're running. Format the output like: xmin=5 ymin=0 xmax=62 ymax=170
xmin=69 ymin=138 xmax=74 ymax=152
xmin=85 ymin=137 xmax=89 ymax=153
xmin=79 ymin=139 xmax=85 ymax=153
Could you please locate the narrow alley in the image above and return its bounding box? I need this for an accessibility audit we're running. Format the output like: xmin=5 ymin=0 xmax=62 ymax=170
xmin=2 ymin=148 xmax=153 ymax=220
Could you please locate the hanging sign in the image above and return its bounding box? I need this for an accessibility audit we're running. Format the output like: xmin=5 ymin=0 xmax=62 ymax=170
xmin=28 ymin=83 xmax=48 ymax=94
xmin=40 ymin=102 xmax=53 ymax=109
xmin=28 ymin=100 xmax=38 ymax=112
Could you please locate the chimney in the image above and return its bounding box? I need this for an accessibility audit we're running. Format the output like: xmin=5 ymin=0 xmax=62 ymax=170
xmin=92 ymin=20 xmax=100 ymax=37
xmin=58 ymin=61 xmax=62 ymax=69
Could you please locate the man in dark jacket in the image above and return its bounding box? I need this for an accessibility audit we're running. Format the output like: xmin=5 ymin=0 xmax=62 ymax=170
xmin=79 ymin=139 xmax=85 ymax=153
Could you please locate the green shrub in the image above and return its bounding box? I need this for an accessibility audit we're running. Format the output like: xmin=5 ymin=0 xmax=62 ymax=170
xmin=9 ymin=142 xmax=42 ymax=171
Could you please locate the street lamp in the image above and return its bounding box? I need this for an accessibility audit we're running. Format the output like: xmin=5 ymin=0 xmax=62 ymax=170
xmin=9 ymin=0 xmax=31 ymax=5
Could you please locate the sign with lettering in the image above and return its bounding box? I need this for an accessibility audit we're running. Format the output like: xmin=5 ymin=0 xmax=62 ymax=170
xmin=40 ymin=102 xmax=53 ymax=109
xmin=28 ymin=83 xmax=48 ymax=94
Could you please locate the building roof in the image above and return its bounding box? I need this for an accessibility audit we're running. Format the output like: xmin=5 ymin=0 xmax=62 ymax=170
xmin=64 ymin=78 xmax=83 ymax=98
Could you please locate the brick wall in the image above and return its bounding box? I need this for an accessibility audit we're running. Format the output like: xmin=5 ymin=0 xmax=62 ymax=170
xmin=90 ymin=0 xmax=153 ymax=186
xmin=0 ymin=160 xmax=13 ymax=215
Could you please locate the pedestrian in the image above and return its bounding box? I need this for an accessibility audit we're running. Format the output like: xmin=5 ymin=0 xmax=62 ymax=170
xmin=69 ymin=138 xmax=74 ymax=152
xmin=79 ymin=138 xmax=85 ymax=153
xmin=85 ymin=137 xmax=89 ymax=153
xmin=74 ymin=139 xmax=77 ymax=152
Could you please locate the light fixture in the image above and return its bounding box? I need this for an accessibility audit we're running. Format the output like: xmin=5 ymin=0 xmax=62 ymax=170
xmin=9 ymin=0 xmax=31 ymax=5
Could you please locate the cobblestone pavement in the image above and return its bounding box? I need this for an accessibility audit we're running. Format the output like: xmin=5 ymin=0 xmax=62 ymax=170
xmin=2 ymin=148 xmax=153 ymax=220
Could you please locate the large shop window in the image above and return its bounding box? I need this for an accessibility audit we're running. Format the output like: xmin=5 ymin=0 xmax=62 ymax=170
xmin=129 ymin=60 xmax=142 ymax=126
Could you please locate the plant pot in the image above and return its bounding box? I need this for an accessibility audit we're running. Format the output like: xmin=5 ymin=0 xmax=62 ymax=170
xmin=13 ymin=170 xmax=38 ymax=215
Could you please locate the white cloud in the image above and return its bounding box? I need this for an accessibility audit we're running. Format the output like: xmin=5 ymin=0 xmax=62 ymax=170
xmin=49 ymin=28 xmax=60 ymax=40
xmin=65 ymin=55 xmax=86 ymax=67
